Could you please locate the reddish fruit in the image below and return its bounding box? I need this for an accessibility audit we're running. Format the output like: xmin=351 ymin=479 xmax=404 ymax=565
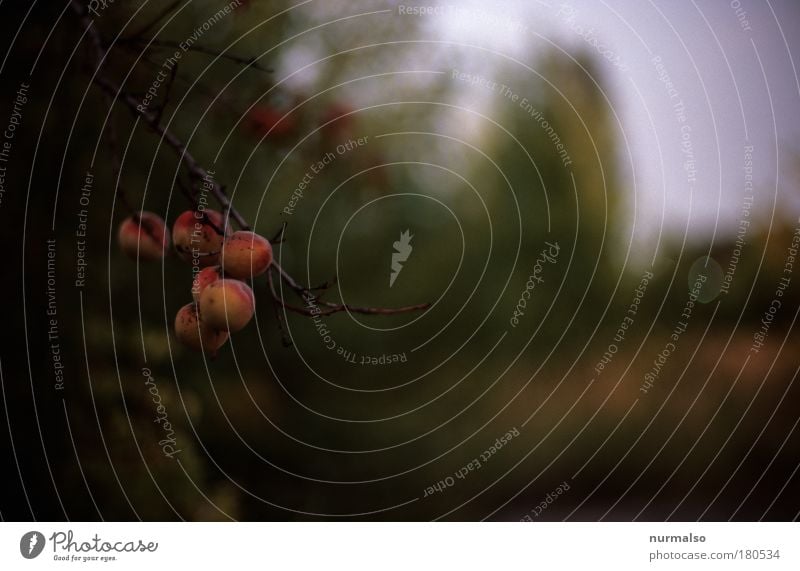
xmin=221 ymin=231 xmax=273 ymax=279
xmin=199 ymin=279 xmax=255 ymax=332
xmin=172 ymin=209 xmax=229 ymax=267
xmin=174 ymin=303 xmax=229 ymax=354
xmin=192 ymin=265 xmax=223 ymax=302
xmin=118 ymin=211 xmax=170 ymax=261
xmin=246 ymin=105 xmax=296 ymax=139
xmin=319 ymin=102 xmax=354 ymax=140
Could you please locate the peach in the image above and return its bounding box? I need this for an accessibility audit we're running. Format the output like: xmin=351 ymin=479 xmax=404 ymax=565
xmin=198 ymin=278 xmax=255 ymax=332
xmin=192 ymin=265 xmax=223 ymax=302
xmin=174 ymin=303 xmax=229 ymax=354
xmin=172 ymin=209 xmax=229 ymax=267
xmin=118 ymin=211 xmax=170 ymax=261
xmin=221 ymin=231 xmax=273 ymax=279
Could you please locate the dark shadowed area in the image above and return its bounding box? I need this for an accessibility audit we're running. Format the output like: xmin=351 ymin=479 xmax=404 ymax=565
xmin=0 ymin=0 xmax=798 ymax=522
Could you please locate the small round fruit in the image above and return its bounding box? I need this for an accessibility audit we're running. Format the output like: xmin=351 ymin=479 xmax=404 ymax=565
xmin=199 ymin=279 xmax=255 ymax=333
xmin=174 ymin=303 xmax=229 ymax=354
xmin=246 ymin=105 xmax=296 ymax=140
xmin=221 ymin=231 xmax=273 ymax=279
xmin=319 ymin=102 xmax=354 ymax=141
xmin=172 ymin=209 xmax=229 ymax=267
xmin=118 ymin=212 xmax=170 ymax=261
xmin=192 ymin=265 xmax=223 ymax=302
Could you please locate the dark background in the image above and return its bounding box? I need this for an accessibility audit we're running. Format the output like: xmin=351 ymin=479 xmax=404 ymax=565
xmin=0 ymin=0 xmax=798 ymax=521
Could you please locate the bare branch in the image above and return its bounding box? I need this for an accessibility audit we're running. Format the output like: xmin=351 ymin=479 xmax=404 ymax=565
xmin=71 ymin=0 xmax=250 ymax=231
xmin=133 ymin=48 xmax=234 ymax=104
xmin=71 ymin=0 xmax=429 ymax=321
xmin=91 ymin=72 xmax=252 ymax=231
xmin=153 ymin=61 xmax=178 ymax=127
xmin=267 ymin=272 xmax=295 ymax=347
xmin=270 ymin=261 xmax=431 ymax=317
xmin=125 ymin=0 xmax=185 ymax=41
xmin=125 ymin=38 xmax=273 ymax=74
xmin=270 ymin=221 xmax=287 ymax=244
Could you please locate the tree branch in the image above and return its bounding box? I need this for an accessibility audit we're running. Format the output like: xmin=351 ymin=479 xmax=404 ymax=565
xmin=153 ymin=61 xmax=178 ymax=127
xmin=270 ymin=261 xmax=431 ymax=317
xmin=72 ymin=0 xmax=250 ymax=231
xmin=125 ymin=0 xmax=185 ymax=41
xmin=123 ymin=38 xmax=273 ymax=74
xmin=72 ymin=0 xmax=429 ymax=320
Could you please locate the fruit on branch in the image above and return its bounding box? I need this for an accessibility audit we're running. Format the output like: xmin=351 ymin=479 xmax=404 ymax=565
xmin=246 ymin=105 xmax=296 ymax=140
xmin=174 ymin=302 xmax=229 ymax=354
xmin=198 ymin=278 xmax=255 ymax=333
xmin=172 ymin=209 xmax=229 ymax=267
xmin=192 ymin=265 xmax=223 ymax=302
xmin=221 ymin=231 xmax=273 ymax=279
xmin=118 ymin=211 xmax=170 ymax=261
xmin=319 ymin=102 xmax=355 ymax=141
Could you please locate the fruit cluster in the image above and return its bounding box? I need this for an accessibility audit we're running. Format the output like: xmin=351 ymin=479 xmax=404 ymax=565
xmin=117 ymin=209 xmax=273 ymax=356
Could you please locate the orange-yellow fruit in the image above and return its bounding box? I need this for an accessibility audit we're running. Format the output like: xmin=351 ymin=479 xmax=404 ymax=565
xmin=172 ymin=209 xmax=229 ymax=267
xmin=174 ymin=303 xmax=229 ymax=354
xmin=198 ymin=279 xmax=255 ymax=332
xmin=118 ymin=212 xmax=170 ymax=261
xmin=221 ymin=231 xmax=273 ymax=279
xmin=192 ymin=265 xmax=223 ymax=302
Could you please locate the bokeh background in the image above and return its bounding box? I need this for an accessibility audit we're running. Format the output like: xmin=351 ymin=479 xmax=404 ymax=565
xmin=1 ymin=0 xmax=799 ymax=521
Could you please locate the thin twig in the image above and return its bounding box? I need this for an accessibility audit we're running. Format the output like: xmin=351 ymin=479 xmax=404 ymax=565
xmin=72 ymin=0 xmax=250 ymax=230
xmin=267 ymin=272 xmax=294 ymax=347
xmin=77 ymin=0 xmax=141 ymax=227
xmin=269 ymin=261 xmax=431 ymax=317
xmin=175 ymin=176 xmax=198 ymax=208
xmin=104 ymin=107 xmax=138 ymax=218
xmin=270 ymin=221 xmax=287 ymax=244
xmin=153 ymin=61 xmax=178 ymax=127
xmin=308 ymin=276 xmax=338 ymax=291
xmin=125 ymin=38 xmax=273 ymax=73
xmin=92 ymin=71 xmax=252 ymax=230
xmin=126 ymin=0 xmax=185 ymax=42
xmin=133 ymin=48 xmax=234 ymax=104
xmin=72 ymin=0 xmax=429 ymax=320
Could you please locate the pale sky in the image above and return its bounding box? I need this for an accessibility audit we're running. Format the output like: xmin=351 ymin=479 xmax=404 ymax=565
xmin=280 ymin=0 xmax=800 ymax=251
xmin=424 ymin=0 xmax=800 ymax=247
